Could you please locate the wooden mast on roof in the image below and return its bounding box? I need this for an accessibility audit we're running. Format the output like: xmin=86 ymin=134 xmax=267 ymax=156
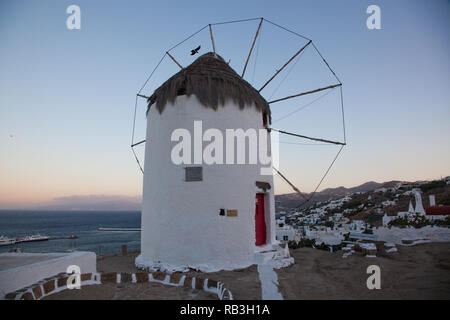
xmin=242 ymin=18 xmax=263 ymax=78
xmin=209 ymin=24 xmax=217 ymax=58
xmin=166 ymin=51 xmax=183 ymax=69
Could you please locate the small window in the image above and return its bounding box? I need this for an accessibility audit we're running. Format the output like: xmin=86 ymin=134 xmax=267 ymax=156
xmin=177 ymin=80 xmax=187 ymax=96
xmin=283 ymin=235 xmax=289 ymax=241
xmin=262 ymin=112 xmax=268 ymax=127
xmin=185 ymin=166 xmax=203 ymax=182
xmin=177 ymin=87 xmax=186 ymax=96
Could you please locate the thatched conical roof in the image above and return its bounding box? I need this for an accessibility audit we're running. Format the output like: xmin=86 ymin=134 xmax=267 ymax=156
xmin=147 ymin=52 xmax=271 ymax=122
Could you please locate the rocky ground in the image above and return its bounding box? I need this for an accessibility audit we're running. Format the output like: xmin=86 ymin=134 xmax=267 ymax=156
xmin=44 ymin=243 xmax=450 ymax=300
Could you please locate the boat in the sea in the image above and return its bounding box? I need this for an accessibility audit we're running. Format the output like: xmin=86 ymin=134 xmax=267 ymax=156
xmin=0 ymin=236 xmax=16 ymax=246
xmin=16 ymin=234 xmax=49 ymax=243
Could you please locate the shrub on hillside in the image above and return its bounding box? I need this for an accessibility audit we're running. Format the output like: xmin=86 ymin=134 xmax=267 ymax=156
xmin=341 ymin=200 xmax=362 ymax=211
xmin=434 ymin=215 xmax=450 ymax=227
xmin=367 ymin=213 xmax=383 ymax=223
xmin=440 ymin=194 xmax=450 ymax=206
xmin=388 ymin=214 xmax=434 ymax=229
xmin=288 ymin=238 xmax=316 ymax=249
xmin=420 ymin=181 xmax=446 ymax=193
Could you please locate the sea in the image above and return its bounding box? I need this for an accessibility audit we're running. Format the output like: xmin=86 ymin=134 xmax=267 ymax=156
xmin=0 ymin=210 xmax=141 ymax=255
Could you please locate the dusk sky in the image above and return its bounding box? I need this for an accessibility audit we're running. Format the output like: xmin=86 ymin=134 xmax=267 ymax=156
xmin=1 ymin=0 xmax=449 ymax=209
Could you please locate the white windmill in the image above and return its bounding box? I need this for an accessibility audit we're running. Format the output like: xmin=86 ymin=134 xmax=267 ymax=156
xmin=131 ymin=18 xmax=346 ymax=272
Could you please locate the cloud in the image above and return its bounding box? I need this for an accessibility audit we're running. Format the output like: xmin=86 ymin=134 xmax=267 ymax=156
xmin=38 ymin=194 xmax=142 ymax=211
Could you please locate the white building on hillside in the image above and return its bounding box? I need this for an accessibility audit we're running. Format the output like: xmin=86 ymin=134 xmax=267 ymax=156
xmin=275 ymin=217 xmax=298 ymax=242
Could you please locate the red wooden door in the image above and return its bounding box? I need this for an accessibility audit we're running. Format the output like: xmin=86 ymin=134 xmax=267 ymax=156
xmin=255 ymin=193 xmax=266 ymax=246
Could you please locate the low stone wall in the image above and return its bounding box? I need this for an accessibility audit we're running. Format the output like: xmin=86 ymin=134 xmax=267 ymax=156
xmin=353 ymin=244 xmax=377 ymax=256
xmin=4 ymin=271 xmax=233 ymax=300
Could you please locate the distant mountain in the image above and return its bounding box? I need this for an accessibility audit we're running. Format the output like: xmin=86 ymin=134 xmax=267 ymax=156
xmin=37 ymin=195 xmax=142 ymax=211
xmin=276 ymin=180 xmax=401 ymax=210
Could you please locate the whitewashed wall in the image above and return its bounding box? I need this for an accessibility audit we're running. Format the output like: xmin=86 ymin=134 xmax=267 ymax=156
xmin=137 ymin=95 xmax=275 ymax=272
xmin=0 ymin=251 xmax=96 ymax=299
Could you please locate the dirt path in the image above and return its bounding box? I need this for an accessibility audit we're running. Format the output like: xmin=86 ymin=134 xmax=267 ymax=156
xmin=257 ymin=263 xmax=283 ymax=300
xmin=276 ymin=243 xmax=450 ymax=299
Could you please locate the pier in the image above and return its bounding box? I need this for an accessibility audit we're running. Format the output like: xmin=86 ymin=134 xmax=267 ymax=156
xmin=48 ymin=235 xmax=78 ymax=241
xmin=98 ymin=227 xmax=141 ymax=232
xmin=1 ymin=234 xmax=78 ymax=246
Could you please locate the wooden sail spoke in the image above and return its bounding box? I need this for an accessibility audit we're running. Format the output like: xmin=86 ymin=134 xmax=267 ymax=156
xmin=268 ymin=83 xmax=341 ymax=104
xmin=242 ymin=18 xmax=263 ymax=78
xmin=131 ymin=139 xmax=146 ymax=148
xmin=258 ymin=40 xmax=312 ymax=92
xmin=137 ymin=94 xmax=150 ymax=99
xmin=209 ymin=24 xmax=217 ymax=57
xmin=273 ymin=167 xmax=308 ymax=200
xmin=166 ymin=51 xmax=183 ymax=69
xmin=270 ymin=128 xmax=345 ymax=146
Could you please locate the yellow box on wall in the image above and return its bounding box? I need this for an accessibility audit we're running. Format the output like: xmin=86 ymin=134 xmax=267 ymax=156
xmin=226 ymin=210 xmax=238 ymax=217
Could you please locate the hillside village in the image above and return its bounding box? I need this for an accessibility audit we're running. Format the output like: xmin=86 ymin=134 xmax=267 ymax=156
xmin=274 ymin=177 xmax=450 ymax=255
